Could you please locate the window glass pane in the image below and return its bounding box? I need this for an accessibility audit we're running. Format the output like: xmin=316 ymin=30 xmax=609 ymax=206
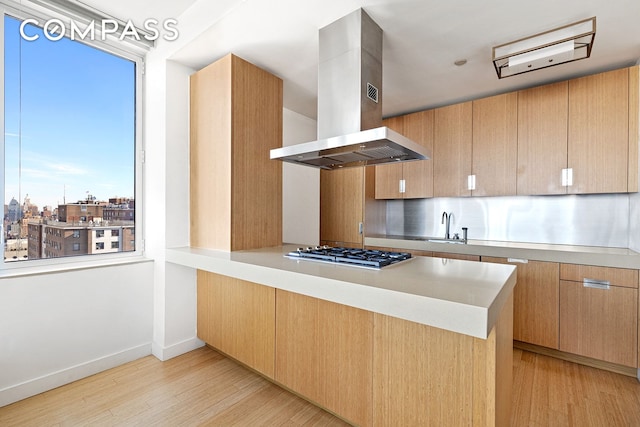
xmin=4 ymin=15 xmax=136 ymax=262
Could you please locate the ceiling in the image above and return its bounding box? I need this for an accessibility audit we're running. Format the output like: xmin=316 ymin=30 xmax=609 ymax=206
xmin=80 ymin=0 xmax=640 ymax=120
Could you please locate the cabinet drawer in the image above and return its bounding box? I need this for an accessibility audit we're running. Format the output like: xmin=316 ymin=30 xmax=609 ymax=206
xmin=560 ymin=264 xmax=638 ymax=289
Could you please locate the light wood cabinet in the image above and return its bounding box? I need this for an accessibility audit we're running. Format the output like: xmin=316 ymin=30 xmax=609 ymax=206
xmin=275 ymin=290 xmax=373 ymax=427
xmin=373 ymin=293 xmax=513 ymax=427
xmin=471 ymin=93 xmax=518 ymax=196
xmin=433 ymin=102 xmax=473 ymax=197
xmin=483 ymin=257 xmax=559 ymax=349
xmin=320 ymin=167 xmax=364 ymax=247
xmin=568 ymin=66 xmax=639 ymax=194
xmin=190 ymin=54 xmax=283 ymax=251
xmin=375 ymin=111 xmax=434 ymax=199
xmin=197 ymin=271 xmax=275 ymax=377
xmin=517 ymin=81 xmax=569 ymax=195
xmin=559 ymin=264 xmax=638 ymax=367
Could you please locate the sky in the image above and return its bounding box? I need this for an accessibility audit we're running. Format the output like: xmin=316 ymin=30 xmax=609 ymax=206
xmin=4 ymin=15 xmax=135 ymax=210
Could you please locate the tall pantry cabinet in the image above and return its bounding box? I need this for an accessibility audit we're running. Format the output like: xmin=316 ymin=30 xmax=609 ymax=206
xmin=190 ymin=53 xmax=283 ymax=251
xmin=190 ymin=54 xmax=283 ymax=377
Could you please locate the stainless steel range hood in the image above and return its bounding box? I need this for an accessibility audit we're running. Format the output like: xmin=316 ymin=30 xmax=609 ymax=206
xmin=270 ymin=8 xmax=430 ymax=170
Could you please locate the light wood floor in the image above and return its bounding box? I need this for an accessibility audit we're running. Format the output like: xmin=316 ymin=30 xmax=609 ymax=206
xmin=1 ymin=346 xmax=639 ymax=426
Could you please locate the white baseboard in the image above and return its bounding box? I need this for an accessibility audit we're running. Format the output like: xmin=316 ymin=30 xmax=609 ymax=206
xmin=152 ymin=336 xmax=205 ymax=361
xmin=0 ymin=343 xmax=152 ymax=408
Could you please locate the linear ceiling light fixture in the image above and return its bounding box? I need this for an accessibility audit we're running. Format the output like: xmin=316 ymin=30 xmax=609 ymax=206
xmin=492 ymin=16 xmax=596 ymax=79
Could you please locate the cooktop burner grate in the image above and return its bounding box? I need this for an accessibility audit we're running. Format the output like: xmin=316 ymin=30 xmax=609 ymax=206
xmin=285 ymin=246 xmax=412 ymax=269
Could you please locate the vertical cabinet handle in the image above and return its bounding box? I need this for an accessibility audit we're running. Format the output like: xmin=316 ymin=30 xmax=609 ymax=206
xmin=399 ymin=179 xmax=406 ymax=194
xmin=467 ymin=175 xmax=476 ymax=191
xmin=562 ymin=168 xmax=573 ymax=187
xmin=358 ymin=222 xmax=363 ymax=235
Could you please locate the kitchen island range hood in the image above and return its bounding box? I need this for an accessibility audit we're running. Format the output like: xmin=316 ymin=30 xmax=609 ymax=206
xmin=270 ymin=8 xmax=430 ymax=170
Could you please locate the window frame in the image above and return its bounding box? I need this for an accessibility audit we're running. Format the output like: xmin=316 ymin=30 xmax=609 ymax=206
xmin=0 ymin=1 xmax=145 ymax=271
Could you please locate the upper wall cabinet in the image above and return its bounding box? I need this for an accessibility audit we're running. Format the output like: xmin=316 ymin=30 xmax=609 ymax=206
xmin=375 ymin=111 xmax=434 ymax=199
xmin=472 ymin=92 xmax=518 ymax=196
xmin=433 ymin=102 xmax=473 ymax=197
xmin=568 ymin=66 xmax=639 ymax=194
xmin=517 ymin=81 xmax=569 ymax=195
xmin=190 ymin=54 xmax=283 ymax=251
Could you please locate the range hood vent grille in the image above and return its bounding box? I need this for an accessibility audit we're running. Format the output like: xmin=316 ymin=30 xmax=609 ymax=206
xmin=367 ymin=82 xmax=379 ymax=103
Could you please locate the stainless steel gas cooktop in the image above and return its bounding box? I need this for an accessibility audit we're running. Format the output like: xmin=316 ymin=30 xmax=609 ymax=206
xmin=285 ymin=246 xmax=412 ymax=269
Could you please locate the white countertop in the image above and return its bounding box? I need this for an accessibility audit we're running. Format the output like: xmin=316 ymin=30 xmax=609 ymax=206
xmin=166 ymin=244 xmax=516 ymax=340
xmin=366 ymin=235 xmax=640 ymax=269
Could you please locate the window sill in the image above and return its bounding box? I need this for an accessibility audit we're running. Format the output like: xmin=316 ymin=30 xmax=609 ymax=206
xmin=0 ymin=255 xmax=152 ymax=279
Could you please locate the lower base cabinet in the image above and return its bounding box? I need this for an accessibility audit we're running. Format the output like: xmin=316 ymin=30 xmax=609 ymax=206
xmin=196 ymin=270 xmax=275 ymax=377
xmin=482 ymin=257 xmax=559 ymax=349
xmin=559 ymin=280 xmax=638 ymax=367
xmin=275 ymin=290 xmax=373 ymax=426
xmin=198 ymin=272 xmax=513 ymax=426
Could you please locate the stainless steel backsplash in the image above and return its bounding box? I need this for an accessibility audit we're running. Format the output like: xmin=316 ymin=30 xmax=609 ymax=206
xmin=383 ymin=194 xmax=631 ymax=248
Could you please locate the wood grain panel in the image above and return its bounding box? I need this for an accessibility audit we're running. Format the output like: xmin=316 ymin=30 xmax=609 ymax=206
xmin=568 ymin=67 xmax=630 ymax=194
xmin=230 ymin=55 xmax=283 ymax=250
xmin=472 ymin=92 xmax=518 ymax=196
xmin=373 ymin=313 xmax=474 ymax=426
xmin=190 ymin=54 xmax=282 ymax=251
xmin=483 ymin=257 xmax=559 ymax=349
xmin=559 ymin=280 xmax=638 ymax=367
xmin=373 ymin=292 xmax=513 ymax=427
xmin=275 ymin=290 xmax=373 ymax=426
xmin=403 ymin=109 xmax=434 ymax=198
xmin=197 ymin=271 xmax=275 ymax=377
xmin=434 ymin=102 xmax=473 ymax=197
xmin=517 ymin=81 xmax=568 ymax=195
xmin=375 ymin=116 xmax=404 ymax=199
xmin=629 ymin=66 xmax=639 ymax=193
xmin=190 ymin=55 xmax=232 ymax=250
xmin=560 ymin=263 xmax=639 ymax=288
xmin=374 ymin=163 xmax=403 ymax=199
xmin=320 ymin=167 xmax=364 ymax=247
xmin=473 ymin=292 xmax=513 ymax=427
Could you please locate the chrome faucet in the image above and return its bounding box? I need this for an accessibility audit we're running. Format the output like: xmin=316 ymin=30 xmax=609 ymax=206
xmin=441 ymin=211 xmax=452 ymax=239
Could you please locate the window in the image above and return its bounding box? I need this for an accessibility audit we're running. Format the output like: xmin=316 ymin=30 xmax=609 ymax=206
xmin=96 ymin=230 xmax=105 ymax=238
xmin=111 ymin=242 xmax=119 ymax=249
xmin=2 ymin=5 xmax=143 ymax=266
xmin=95 ymin=242 xmax=104 ymax=250
xmin=111 ymin=229 xmax=119 ymax=237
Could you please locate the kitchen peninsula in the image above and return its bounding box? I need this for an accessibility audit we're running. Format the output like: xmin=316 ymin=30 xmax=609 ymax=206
xmin=167 ymin=244 xmax=516 ymax=426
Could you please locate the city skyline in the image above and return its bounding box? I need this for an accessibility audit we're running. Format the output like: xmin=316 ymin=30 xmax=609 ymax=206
xmin=4 ymin=15 xmax=136 ymax=210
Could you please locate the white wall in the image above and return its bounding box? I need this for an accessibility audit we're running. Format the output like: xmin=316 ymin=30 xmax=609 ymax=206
xmin=282 ymin=109 xmax=319 ymax=246
xmin=0 ymin=261 xmax=154 ymax=407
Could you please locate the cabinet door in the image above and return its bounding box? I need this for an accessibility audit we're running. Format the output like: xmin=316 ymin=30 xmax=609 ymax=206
xmin=472 ymin=92 xmax=518 ymax=196
xmin=402 ymin=110 xmax=434 ymax=199
xmin=568 ymin=67 xmax=631 ymax=194
xmin=374 ymin=163 xmax=403 ymax=199
xmin=517 ymin=81 xmax=568 ymax=195
xmin=275 ymin=290 xmax=373 ymax=426
xmin=375 ymin=116 xmax=404 ymax=199
xmin=320 ymin=167 xmax=364 ymax=247
xmin=197 ymin=270 xmax=275 ymax=377
xmin=434 ymin=102 xmax=473 ymax=197
xmin=559 ymin=280 xmax=638 ymax=367
xmin=483 ymin=257 xmax=559 ymax=349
